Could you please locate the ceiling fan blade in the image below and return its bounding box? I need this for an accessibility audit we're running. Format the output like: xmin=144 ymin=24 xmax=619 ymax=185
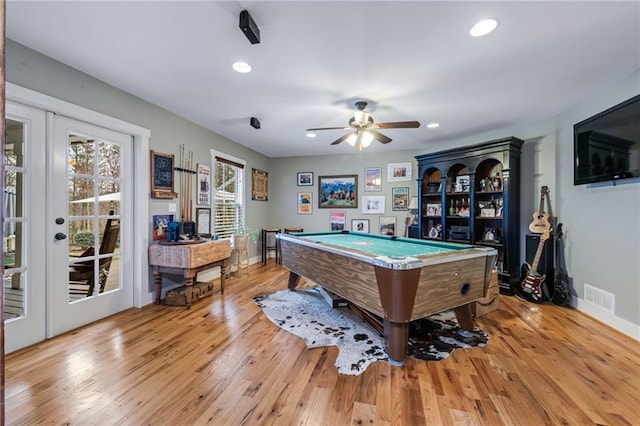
xmin=371 ymin=131 xmax=392 ymax=144
xmin=376 ymin=121 xmax=421 ymax=129
xmin=330 ymin=133 xmax=352 ymax=145
xmin=306 ymin=126 xmax=348 ymax=131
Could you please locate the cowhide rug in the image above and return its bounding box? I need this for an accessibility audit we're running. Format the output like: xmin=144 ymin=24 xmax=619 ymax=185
xmin=253 ymin=287 xmax=488 ymax=375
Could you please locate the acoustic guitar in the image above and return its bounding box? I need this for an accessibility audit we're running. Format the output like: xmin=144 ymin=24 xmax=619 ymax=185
xmin=529 ymin=185 xmax=552 ymax=233
xmin=521 ymin=228 xmax=552 ymax=302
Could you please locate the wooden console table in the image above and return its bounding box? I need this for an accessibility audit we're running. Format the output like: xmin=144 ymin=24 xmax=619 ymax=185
xmin=148 ymin=239 xmax=231 ymax=307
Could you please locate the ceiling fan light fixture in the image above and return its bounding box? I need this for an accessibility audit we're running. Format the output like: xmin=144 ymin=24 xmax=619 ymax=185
xmin=306 ymin=132 xmax=317 ymax=138
xmin=469 ymin=18 xmax=499 ymax=37
xmin=354 ymin=110 xmax=369 ymax=125
xmin=427 ymin=122 xmax=440 ymax=128
xmin=361 ymin=131 xmax=374 ymax=148
xmin=346 ymin=133 xmax=357 ymax=146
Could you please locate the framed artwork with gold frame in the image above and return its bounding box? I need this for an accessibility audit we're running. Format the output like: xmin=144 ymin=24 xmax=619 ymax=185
xmin=252 ymin=168 xmax=268 ymax=201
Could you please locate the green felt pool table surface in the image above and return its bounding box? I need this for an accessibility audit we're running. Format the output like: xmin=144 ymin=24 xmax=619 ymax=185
xmin=295 ymin=231 xmax=471 ymax=258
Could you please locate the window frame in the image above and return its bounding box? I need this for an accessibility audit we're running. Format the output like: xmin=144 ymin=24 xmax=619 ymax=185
xmin=211 ymin=150 xmax=246 ymax=239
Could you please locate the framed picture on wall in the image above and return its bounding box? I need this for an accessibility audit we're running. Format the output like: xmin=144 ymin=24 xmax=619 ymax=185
xmin=379 ymin=216 xmax=397 ymax=236
xmin=197 ymin=163 xmax=211 ymax=206
xmin=330 ymin=210 xmax=346 ymax=231
xmin=150 ymin=150 xmax=177 ymax=198
xmin=297 ymin=192 xmax=312 ymax=214
xmin=392 ymin=187 xmax=409 ymax=210
xmin=351 ymin=219 xmax=369 ymax=233
xmin=252 ymin=168 xmax=269 ymax=201
xmin=196 ymin=207 xmax=211 ymax=236
xmin=365 ymin=167 xmax=382 ymax=191
xmin=362 ymin=196 xmax=385 ymax=214
xmin=387 ymin=162 xmax=412 ymax=182
xmin=318 ymin=175 xmax=358 ymax=208
xmin=297 ymin=172 xmax=313 ymax=186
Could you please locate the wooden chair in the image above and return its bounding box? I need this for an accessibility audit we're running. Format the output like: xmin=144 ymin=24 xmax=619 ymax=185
xmin=69 ymin=218 xmax=120 ymax=297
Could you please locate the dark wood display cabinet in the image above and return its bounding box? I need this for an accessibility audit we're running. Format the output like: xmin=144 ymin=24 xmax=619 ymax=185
xmin=415 ymin=137 xmax=524 ymax=294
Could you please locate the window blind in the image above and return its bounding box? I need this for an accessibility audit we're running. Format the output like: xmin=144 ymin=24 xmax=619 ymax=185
xmin=213 ymin=157 xmax=244 ymax=239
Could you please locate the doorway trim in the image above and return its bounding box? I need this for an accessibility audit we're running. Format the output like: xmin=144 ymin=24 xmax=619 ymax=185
xmin=7 ymin=82 xmax=151 ymax=308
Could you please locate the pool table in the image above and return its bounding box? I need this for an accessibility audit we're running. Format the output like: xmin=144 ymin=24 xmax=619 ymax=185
xmin=278 ymin=231 xmax=497 ymax=365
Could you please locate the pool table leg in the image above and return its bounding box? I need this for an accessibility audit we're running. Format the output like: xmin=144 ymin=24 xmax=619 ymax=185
xmin=453 ymin=303 xmax=474 ymax=331
xmin=384 ymin=319 xmax=409 ymax=366
xmin=287 ymin=271 xmax=301 ymax=290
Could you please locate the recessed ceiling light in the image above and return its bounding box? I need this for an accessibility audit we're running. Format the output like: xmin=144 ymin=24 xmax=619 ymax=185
xmin=232 ymin=61 xmax=252 ymax=73
xmin=427 ymin=123 xmax=440 ymax=129
xmin=306 ymin=132 xmax=317 ymax=138
xmin=469 ymin=18 xmax=499 ymax=37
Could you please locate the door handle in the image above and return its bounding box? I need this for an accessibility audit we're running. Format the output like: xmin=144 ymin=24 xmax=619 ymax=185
xmin=54 ymin=232 xmax=67 ymax=240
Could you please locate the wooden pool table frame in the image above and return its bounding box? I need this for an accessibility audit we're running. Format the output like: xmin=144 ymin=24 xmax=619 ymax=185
xmin=278 ymin=232 xmax=496 ymax=366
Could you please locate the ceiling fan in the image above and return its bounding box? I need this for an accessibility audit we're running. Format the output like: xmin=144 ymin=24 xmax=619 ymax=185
xmin=306 ymin=101 xmax=420 ymax=150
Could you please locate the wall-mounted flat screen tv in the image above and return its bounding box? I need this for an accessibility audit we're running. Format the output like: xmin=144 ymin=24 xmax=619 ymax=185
xmin=574 ymin=93 xmax=640 ymax=185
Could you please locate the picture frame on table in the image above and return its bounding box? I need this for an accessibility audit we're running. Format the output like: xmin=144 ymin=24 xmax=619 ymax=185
xmin=152 ymin=214 xmax=174 ymax=241
xmin=362 ymin=196 xmax=385 ymax=214
xmin=455 ymin=175 xmax=470 ymax=193
xmin=196 ymin=208 xmax=211 ymax=237
xmin=364 ymin=167 xmax=382 ymax=191
xmin=351 ymin=219 xmax=370 ymax=233
xmin=297 ymin=192 xmax=313 ymax=214
xmin=297 ymin=172 xmax=313 ymax=186
xmin=379 ymin=216 xmax=397 ymax=236
xmin=318 ymin=175 xmax=358 ymax=208
xmin=392 ymin=187 xmax=409 ymax=210
xmin=387 ymin=162 xmax=412 ymax=182
xmin=330 ymin=210 xmax=346 ymax=231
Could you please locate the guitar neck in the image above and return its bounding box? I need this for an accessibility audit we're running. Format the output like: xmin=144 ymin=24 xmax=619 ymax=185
xmin=531 ymin=235 xmax=547 ymax=270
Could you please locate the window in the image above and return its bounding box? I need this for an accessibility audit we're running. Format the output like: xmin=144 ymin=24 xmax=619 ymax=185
xmin=213 ymin=153 xmax=245 ymax=239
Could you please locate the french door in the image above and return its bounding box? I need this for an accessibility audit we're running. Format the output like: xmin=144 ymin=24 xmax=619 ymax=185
xmin=3 ymin=103 xmax=134 ymax=352
xmin=48 ymin=115 xmax=133 ymax=336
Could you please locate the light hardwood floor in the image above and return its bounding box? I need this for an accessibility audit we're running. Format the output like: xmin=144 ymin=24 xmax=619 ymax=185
xmin=5 ymin=262 xmax=640 ymax=425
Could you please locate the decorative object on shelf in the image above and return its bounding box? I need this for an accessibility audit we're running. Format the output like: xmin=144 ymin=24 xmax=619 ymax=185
xmin=297 ymin=192 xmax=312 ymax=214
xmin=364 ymin=167 xmax=382 ymax=191
xmin=297 ymin=172 xmax=313 ymax=186
xmin=318 ymin=175 xmax=358 ymax=208
xmin=150 ymin=150 xmax=178 ymax=199
xmin=196 ymin=163 xmax=211 ymax=206
xmin=351 ymin=219 xmax=370 ymax=233
xmin=330 ymin=210 xmax=346 ymax=231
xmin=425 ymin=182 xmax=441 ymax=194
xmin=362 ymin=196 xmax=385 ymax=214
xmin=455 ymin=175 xmax=470 ymax=192
xmin=379 ymin=216 xmax=397 ymax=236
xmin=252 ymin=168 xmax=269 ymax=201
xmin=392 ymin=187 xmax=409 ymax=210
xmin=483 ymin=228 xmax=497 ymax=242
xmin=491 ymin=172 xmax=502 ymax=191
xmin=387 ymin=162 xmax=412 ymax=182
xmin=426 ymin=203 xmax=441 ymax=217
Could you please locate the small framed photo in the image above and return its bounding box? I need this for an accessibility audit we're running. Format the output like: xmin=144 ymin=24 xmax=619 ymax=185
xmin=362 ymin=196 xmax=385 ymax=214
xmin=365 ymin=167 xmax=382 ymax=191
xmin=351 ymin=219 xmax=370 ymax=233
xmin=330 ymin=210 xmax=346 ymax=231
xmin=426 ymin=203 xmax=442 ymax=216
xmin=387 ymin=162 xmax=412 ymax=182
xmin=297 ymin=172 xmax=313 ymax=186
xmin=152 ymin=214 xmax=174 ymax=241
xmin=455 ymin=175 xmax=470 ymax=193
xmin=425 ymin=182 xmax=442 ymax=194
xmin=297 ymin=192 xmax=312 ymax=214
xmin=392 ymin=187 xmax=409 ymax=210
xmin=379 ymin=216 xmax=397 ymax=236
xmin=196 ymin=207 xmax=211 ymax=236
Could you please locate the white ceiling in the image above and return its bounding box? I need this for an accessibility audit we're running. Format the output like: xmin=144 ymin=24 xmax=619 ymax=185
xmin=6 ymin=1 xmax=640 ymax=158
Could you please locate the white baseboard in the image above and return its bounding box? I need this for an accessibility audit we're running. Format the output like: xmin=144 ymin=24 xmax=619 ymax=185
xmin=576 ymin=298 xmax=640 ymax=341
